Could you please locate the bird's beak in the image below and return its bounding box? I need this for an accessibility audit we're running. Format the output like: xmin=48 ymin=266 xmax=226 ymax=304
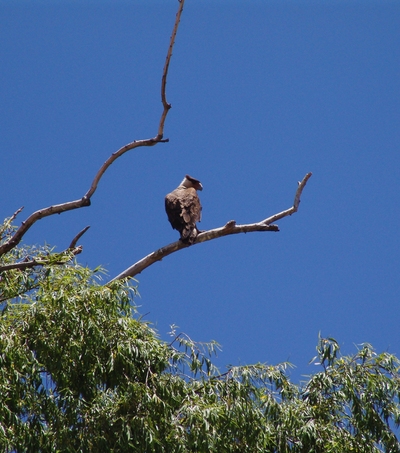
xmin=198 ymin=183 xmax=203 ymax=191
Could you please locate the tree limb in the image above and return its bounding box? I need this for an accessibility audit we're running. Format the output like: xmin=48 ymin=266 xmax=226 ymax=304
xmin=0 ymin=225 xmax=91 ymax=273
xmin=109 ymin=173 xmax=312 ymax=283
xmin=0 ymin=247 xmax=83 ymax=273
xmin=0 ymin=0 xmax=186 ymax=259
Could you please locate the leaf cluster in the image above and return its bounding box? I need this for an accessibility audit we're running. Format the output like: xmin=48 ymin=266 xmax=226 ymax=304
xmin=0 ymin=219 xmax=399 ymax=452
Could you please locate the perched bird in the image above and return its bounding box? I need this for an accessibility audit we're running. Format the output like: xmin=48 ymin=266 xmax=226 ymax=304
xmin=165 ymin=175 xmax=203 ymax=244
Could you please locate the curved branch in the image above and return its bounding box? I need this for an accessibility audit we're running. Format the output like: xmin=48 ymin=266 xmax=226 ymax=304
xmin=109 ymin=173 xmax=312 ymax=282
xmin=69 ymin=225 xmax=90 ymax=249
xmin=0 ymin=198 xmax=92 ymax=257
xmin=158 ymin=0 xmax=185 ymax=138
xmin=0 ymin=2 xmax=185 ymax=258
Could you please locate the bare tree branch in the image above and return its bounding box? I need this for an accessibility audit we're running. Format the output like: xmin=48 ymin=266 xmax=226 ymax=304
xmin=9 ymin=207 xmax=24 ymax=223
xmin=0 ymin=0 xmax=186 ymax=259
xmin=159 ymin=0 xmax=185 ymax=137
xmin=109 ymin=173 xmax=312 ymax=283
xmin=68 ymin=226 xmax=90 ymax=249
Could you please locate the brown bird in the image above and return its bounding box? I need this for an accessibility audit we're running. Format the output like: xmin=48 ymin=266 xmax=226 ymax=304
xmin=165 ymin=175 xmax=203 ymax=244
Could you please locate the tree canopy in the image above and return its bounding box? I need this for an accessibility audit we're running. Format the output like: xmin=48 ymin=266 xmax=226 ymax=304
xmin=1 ymin=218 xmax=399 ymax=452
xmin=1 ymin=2 xmax=399 ymax=451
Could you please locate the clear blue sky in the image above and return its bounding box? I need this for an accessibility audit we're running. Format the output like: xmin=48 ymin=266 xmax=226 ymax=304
xmin=1 ymin=1 xmax=399 ymax=384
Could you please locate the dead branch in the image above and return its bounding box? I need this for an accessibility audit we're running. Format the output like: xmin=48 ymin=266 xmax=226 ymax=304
xmin=69 ymin=226 xmax=90 ymax=249
xmin=0 ymin=0 xmax=185 ymax=259
xmin=10 ymin=207 xmax=24 ymax=223
xmin=159 ymin=0 xmax=185 ymax=137
xmin=109 ymin=173 xmax=312 ymax=283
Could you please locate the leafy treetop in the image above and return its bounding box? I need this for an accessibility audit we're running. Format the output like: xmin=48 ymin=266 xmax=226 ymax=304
xmin=0 ymin=218 xmax=399 ymax=452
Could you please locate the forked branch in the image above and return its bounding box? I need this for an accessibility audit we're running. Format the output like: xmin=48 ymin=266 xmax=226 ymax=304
xmin=0 ymin=247 xmax=83 ymax=273
xmin=0 ymin=226 xmax=91 ymax=273
xmin=109 ymin=172 xmax=312 ymax=283
xmin=0 ymin=0 xmax=186 ymax=259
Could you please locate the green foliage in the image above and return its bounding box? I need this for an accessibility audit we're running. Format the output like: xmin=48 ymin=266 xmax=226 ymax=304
xmin=1 ymin=219 xmax=399 ymax=452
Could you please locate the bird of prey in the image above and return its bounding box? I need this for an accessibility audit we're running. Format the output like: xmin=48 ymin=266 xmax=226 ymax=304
xmin=165 ymin=175 xmax=203 ymax=244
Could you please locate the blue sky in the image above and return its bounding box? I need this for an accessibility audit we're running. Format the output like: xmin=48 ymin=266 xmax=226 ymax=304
xmin=1 ymin=1 xmax=399 ymax=384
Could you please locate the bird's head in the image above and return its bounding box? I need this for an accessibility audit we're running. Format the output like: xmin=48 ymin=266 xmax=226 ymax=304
xmin=181 ymin=175 xmax=203 ymax=191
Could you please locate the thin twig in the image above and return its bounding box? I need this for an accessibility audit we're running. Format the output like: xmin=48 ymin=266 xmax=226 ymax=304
xmin=69 ymin=226 xmax=90 ymax=249
xmin=0 ymin=207 xmax=24 ymax=241
xmin=158 ymin=0 xmax=185 ymax=138
xmin=10 ymin=207 xmax=24 ymax=222
xmin=108 ymin=173 xmax=312 ymax=282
